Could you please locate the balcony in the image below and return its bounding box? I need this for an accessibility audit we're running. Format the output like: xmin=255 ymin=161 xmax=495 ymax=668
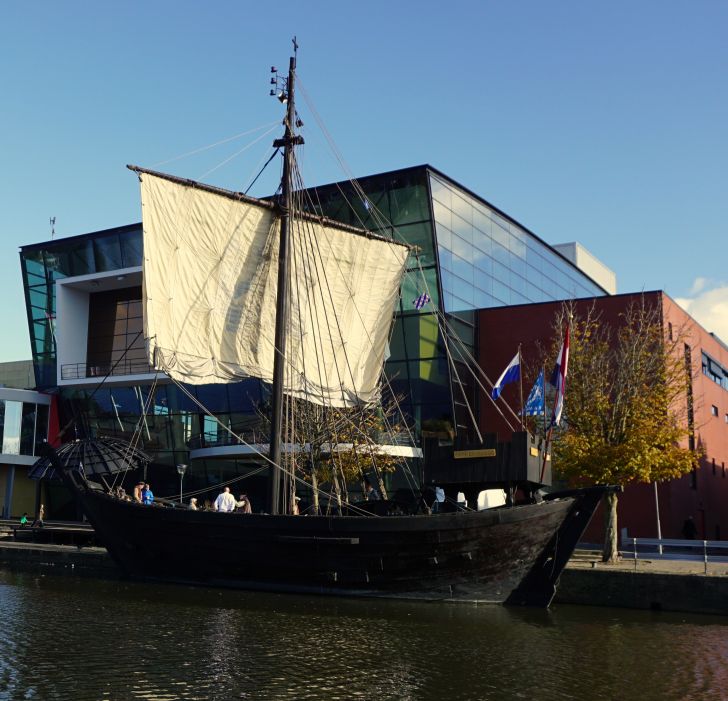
xmin=188 ymin=429 xmax=421 ymax=461
xmin=60 ymin=359 xmax=155 ymax=381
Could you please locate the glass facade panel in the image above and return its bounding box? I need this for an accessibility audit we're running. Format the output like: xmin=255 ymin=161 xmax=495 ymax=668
xmin=429 ymin=172 xmax=605 ymax=315
xmin=36 ymin=404 xmax=49 ymax=444
xmin=1 ymin=400 xmax=22 ymax=455
xmin=20 ymin=403 xmax=37 ymax=455
xmin=121 ymin=229 xmax=143 ymax=268
xmin=389 ymin=181 xmax=431 ymax=225
xmin=396 ymin=222 xmax=436 ymax=267
xmin=93 ymin=236 xmax=124 ymax=271
xmin=0 ymin=399 xmax=48 ymax=457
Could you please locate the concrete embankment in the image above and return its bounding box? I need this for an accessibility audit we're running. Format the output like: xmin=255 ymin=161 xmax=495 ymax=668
xmin=1 ymin=540 xmax=727 ymax=614
xmin=0 ymin=541 xmax=117 ymax=576
xmin=556 ymin=555 xmax=728 ymax=616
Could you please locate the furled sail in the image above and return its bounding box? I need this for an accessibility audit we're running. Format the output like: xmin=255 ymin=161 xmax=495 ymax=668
xmin=137 ymin=169 xmax=409 ymax=407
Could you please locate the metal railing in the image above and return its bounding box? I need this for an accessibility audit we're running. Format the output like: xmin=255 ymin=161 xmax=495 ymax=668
xmin=61 ymin=360 xmax=155 ymax=380
xmin=188 ymin=431 xmax=415 ymax=451
xmin=187 ymin=431 xmax=264 ymax=450
xmin=622 ymin=535 xmax=728 ymax=573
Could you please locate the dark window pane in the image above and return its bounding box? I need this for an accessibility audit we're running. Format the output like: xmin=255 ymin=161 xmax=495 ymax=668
xmin=20 ymin=403 xmax=37 ymax=455
xmin=35 ymin=404 xmax=49 ymax=444
xmin=93 ymin=236 xmax=124 ymax=272
xmin=389 ymin=181 xmax=430 ymax=225
xmin=120 ymin=229 xmax=143 ymax=268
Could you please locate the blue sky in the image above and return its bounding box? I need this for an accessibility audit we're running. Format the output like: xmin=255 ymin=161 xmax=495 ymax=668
xmin=1 ymin=1 xmax=726 ymax=361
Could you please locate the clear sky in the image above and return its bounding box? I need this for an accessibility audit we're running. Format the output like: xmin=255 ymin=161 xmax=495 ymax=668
xmin=1 ymin=0 xmax=726 ymax=361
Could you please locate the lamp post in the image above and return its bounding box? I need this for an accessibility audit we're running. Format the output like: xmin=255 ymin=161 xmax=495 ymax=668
xmin=176 ymin=464 xmax=188 ymax=504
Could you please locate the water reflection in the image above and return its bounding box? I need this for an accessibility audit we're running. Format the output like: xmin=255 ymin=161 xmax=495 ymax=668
xmin=0 ymin=569 xmax=726 ymax=700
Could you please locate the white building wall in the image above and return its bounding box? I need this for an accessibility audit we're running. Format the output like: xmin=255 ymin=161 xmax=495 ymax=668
xmin=553 ymin=242 xmax=616 ymax=295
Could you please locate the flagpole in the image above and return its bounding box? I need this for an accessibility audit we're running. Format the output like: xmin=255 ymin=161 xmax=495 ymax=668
xmin=518 ymin=345 xmax=524 ymax=429
xmin=540 ymin=424 xmax=553 ymax=484
xmin=540 ymin=363 xmax=552 ymax=483
xmin=541 ymin=364 xmax=546 ymax=437
xmin=541 ymin=325 xmax=570 ymax=483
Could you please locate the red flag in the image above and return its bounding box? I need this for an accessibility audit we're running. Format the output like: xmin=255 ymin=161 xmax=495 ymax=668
xmin=549 ymin=326 xmax=570 ymax=427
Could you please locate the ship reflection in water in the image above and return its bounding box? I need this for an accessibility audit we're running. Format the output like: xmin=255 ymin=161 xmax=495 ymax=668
xmin=1 ymin=569 xmax=726 ymax=701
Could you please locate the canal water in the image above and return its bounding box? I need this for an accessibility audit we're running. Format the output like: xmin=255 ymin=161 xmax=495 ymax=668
xmin=0 ymin=568 xmax=726 ymax=701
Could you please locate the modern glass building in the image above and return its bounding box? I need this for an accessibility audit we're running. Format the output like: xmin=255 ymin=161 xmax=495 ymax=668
xmin=303 ymin=166 xmax=609 ymax=440
xmin=18 ymin=165 xmax=609 ymax=509
xmin=0 ymin=388 xmax=52 ymax=518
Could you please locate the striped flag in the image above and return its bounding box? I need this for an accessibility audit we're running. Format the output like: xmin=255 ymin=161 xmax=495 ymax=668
xmin=413 ymin=293 xmax=431 ymax=310
xmin=491 ymin=352 xmax=521 ymax=400
xmin=549 ymin=326 xmax=570 ymax=427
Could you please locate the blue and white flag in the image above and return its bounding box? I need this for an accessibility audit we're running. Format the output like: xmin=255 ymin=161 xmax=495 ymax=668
xmin=523 ymin=369 xmax=545 ymax=416
xmin=413 ymin=292 xmax=431 ymax=310
xmin=491 ymin=352 xmax=521 ymax=400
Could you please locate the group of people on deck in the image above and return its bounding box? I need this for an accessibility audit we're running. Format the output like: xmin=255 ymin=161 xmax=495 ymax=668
xmin=188 ymin=486 xmax=253 ymax=514
xmin=121 ymin=478 xmax=386 ymax=515
xmin=132 ymin=481 xmax=154 ymax=505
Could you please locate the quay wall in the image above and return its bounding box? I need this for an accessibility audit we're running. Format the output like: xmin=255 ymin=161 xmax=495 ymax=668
xmin=556 ymin=567 xmax=728 ymax=616
xmin=0 ymin=543 xmax=116 ymax=575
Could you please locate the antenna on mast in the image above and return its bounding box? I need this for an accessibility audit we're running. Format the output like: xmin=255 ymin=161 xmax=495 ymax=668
xmin=50 ymin=217 xmax=56 ymax=239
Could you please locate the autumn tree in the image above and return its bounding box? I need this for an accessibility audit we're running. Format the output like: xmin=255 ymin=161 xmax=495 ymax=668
xmin=547 ymin=298 xmax=699 ymax=562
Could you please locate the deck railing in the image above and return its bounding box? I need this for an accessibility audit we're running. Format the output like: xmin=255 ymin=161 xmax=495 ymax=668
xmin=60 ymin=360 xmax=155 ymax=380
xmin=621 ymin=534 xmax=728 ymax=573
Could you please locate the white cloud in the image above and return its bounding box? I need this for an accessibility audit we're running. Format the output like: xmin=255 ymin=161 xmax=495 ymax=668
xmin=675 ymin=281 xmax=728 ymax=344
xmin=689 ymin=277 xmax=709 ymax=295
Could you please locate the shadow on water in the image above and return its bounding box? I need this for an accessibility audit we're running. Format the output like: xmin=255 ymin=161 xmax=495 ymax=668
xmin=1 ymin=567 xmax=727 ymax=701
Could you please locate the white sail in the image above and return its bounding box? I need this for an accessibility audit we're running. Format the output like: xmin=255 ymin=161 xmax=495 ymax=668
xmin=140 ymin=171 xmax=409 ymax=407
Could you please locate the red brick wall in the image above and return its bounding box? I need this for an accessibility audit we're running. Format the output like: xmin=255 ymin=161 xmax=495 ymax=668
xmin=477 ymin=291 xmax=728 ymax=542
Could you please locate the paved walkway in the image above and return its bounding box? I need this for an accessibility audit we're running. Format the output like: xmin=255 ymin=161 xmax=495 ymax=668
xmin=569 ymin=549 xmax=728 ymax=577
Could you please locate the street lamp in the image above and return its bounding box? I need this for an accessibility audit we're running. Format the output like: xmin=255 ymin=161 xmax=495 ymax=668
xmin=176 ymin=464 xmax=188 ymax=504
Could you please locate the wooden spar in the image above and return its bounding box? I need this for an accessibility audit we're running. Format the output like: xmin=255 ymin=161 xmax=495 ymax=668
xmin=125 ymin=164 xmax=408 ymax=246
xmin=267 ymin=51 xmax=302 ymax=515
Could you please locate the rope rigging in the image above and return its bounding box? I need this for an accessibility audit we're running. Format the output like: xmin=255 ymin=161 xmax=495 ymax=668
xmin=77 ymin=66 xmax=518 ymax=517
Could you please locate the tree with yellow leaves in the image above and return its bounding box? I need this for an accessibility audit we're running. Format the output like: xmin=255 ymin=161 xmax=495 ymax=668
xmin=546 ymin=298 xmax=699 ymax=562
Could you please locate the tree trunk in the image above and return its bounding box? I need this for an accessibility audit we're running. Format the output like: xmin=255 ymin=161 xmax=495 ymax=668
xmin=602 ymin=491 xmax=620 ymax=562
xmin=331 ymin=469 xmax=343 ymax=516
xmin=311 ymin=469 xmax=320 ymax=515
xmin=374 ymin=469 xmax=388 ymax=501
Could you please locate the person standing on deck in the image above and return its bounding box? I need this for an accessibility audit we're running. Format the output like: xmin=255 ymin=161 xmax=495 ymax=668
xmin=141 ymin=483 xmax=154 ymax=505
xmin=235 ymin=494 xmax=252 ymax=514
xmin=214 ymin=486 xmax=237 ymax=512
xmin=364 ymin=479 xmax=380 ymax=501
xmin=133 ymin=482 xmax=144 ymax=503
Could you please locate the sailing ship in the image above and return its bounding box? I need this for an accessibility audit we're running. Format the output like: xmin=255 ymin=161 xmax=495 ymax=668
xmin=41 ymin=46 xmax=614 ymax=607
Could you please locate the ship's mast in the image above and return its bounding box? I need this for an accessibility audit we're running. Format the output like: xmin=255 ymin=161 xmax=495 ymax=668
xmin=268 ymin=40 xmax=303 ymax=515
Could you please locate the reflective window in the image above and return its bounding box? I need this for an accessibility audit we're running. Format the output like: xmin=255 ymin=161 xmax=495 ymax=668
xmin=20 ymin=403 xmax=37 ymax=455
xmin=429 ymin=172 xmax=606 ymax=315
xmin=1 ymin=400 xmax=22 ymax=455
xmin=0 ymin=399 xmax=48 ymax=456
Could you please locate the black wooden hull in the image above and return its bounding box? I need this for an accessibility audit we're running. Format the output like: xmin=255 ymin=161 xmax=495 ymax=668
xmin=69 ymin=484 xmax=607 ymax=606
